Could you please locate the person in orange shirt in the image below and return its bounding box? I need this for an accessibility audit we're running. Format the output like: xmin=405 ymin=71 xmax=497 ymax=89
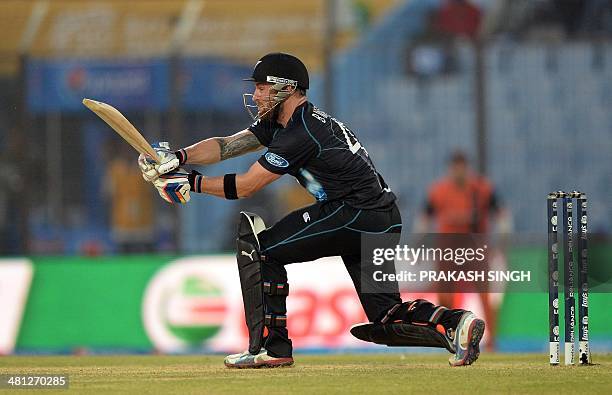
xmin=105 ymin=144 xmax=155 ymax=253
xmin=415 ymin=150 xmax=511 ymax=350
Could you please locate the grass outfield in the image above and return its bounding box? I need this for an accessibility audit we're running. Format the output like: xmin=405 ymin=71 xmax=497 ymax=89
xmin=1 ymin=354 xmax=611 ymax=394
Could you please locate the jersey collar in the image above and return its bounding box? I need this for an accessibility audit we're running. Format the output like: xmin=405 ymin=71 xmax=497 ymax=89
xmin=285 ymin=101 xmax=309 ymax=128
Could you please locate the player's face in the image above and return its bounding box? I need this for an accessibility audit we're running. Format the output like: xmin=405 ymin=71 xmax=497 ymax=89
xmin=253 ymin=83 xmax=276 ymax=119
xmin=450 ymin=161 xmax=468 ymax=184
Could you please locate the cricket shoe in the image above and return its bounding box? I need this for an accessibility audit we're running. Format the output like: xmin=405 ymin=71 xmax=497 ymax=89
xmin=448 ymin=312 xmax=485 ymax=367
xmin=224 ymin=349 xmax=294 ymax=369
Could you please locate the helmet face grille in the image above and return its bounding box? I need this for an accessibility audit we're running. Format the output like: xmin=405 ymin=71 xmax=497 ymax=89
xmin=242 ymin=82 xmax=296 ymax=121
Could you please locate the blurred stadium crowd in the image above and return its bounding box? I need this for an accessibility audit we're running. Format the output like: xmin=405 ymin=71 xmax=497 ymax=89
xmin=0 ymin=0 xmax=610 ymax=256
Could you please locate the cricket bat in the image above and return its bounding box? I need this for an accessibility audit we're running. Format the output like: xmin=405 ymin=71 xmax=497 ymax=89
xmin=82 ymin=98 xmax=161 ymax=163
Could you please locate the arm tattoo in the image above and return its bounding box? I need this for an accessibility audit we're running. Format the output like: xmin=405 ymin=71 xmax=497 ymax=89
xmin=215 ymin=131 xmax=262 ymax=161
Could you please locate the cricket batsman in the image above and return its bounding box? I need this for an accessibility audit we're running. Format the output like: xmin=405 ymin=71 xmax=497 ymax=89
xmin=139 ymin=53 xmax=485 ymax=368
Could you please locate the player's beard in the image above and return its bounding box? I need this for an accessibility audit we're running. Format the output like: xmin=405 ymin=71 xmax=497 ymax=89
xmin=258 ymin=100 xmax=280 ymax=123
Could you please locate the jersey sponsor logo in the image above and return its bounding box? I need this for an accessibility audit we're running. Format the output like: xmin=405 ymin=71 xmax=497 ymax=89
xmin=265 ymin=152 xmax=290 ymax=168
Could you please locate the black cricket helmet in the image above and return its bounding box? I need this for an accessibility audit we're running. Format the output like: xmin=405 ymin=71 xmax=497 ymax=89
xmin=244 ymin=52 xmax=309 ymax=89
xmin=243 ymin=53 xmax=309 ymax=120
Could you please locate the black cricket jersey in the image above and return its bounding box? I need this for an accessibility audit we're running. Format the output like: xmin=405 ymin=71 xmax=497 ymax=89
xmin=248 ymin=102 xmax=396 ymax=210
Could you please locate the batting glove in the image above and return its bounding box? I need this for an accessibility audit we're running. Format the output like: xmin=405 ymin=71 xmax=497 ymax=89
xmin=153 ymin=168 xmax=191 ymax=204
xmin=138 ymin=142 xmax=187 ymax=182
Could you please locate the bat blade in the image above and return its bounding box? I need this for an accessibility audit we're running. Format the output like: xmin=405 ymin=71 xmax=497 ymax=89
xmin=82 ymin=98 xmax=161 ymax=163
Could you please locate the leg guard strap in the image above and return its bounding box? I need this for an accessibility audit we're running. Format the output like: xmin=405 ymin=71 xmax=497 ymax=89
xmin=406 ymin=299 xmax=448 ymax=325
xmin=378 ymin=300 xmax=448 ymax=326
xmin=265 ymin=314 xmax=287 ymax=328
xmin=264 ymin=282 xmax=289 ymax=296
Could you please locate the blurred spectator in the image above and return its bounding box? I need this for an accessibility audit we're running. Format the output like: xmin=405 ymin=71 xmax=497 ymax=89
xmin=434 ymin=0 xmax=483 ymax=40
xmin=405 ymin=0 xmax=482 ymax=79
xmin=404 ymin=14 xmax=456 ymax=78
xmin=409 ymin=44 xmax=454 ymax=77
xmin=413 ymin=150 xmax=512 ymax=350
xmin=104 ymin=144 xmax=155 ymax=254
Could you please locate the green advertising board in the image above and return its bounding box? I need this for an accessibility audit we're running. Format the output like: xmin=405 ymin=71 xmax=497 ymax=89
xmin=16 ymin=256 xmax=173 ymax=351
